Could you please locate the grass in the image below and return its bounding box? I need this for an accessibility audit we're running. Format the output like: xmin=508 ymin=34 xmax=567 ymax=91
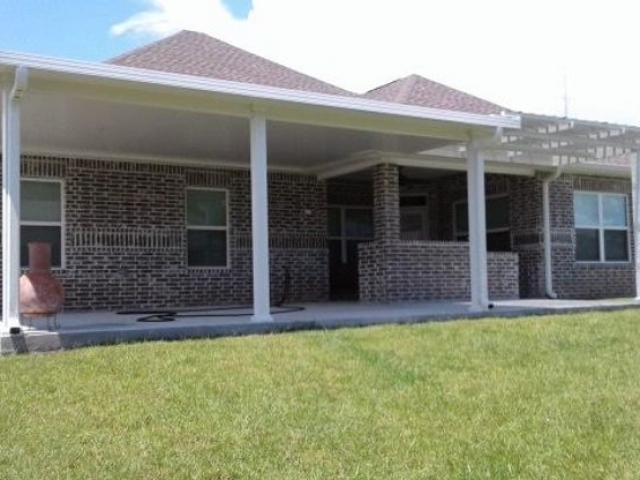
xmin=1 ymin=311 xmax=640 ymax=479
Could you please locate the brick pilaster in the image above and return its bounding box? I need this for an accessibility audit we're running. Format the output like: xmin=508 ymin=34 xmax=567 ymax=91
xmin=373 ymin=164 xmax=400 ymax=242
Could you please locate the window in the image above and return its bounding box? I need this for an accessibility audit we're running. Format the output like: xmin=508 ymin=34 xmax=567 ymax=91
xmin=454 ymin=195 xmax=511 ymax=252
xmin=574 ymin=192 xmax=629 ymax=262
xmin=400 ymin=194 xmax=428 ymax=241
xmin=328 ymin=206 xmax=373 ymax=264
xmin=187 ymin=188 xmax=228 ymax=267
xmin=21 ymin=179 xmax=63 ymax=268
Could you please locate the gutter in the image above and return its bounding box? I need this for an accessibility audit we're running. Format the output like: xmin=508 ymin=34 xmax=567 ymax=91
xmin=542 ymin=161 xmax=565 ymax=299
xmin=0 ymin=50 xmax=520 ymax=130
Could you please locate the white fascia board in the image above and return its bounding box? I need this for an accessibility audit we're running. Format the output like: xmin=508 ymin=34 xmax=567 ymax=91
xmin=0 ymin=51 xmax=520 ymax=131
xmin=399 ymin=155 xmax=536 ymax=177
xmin=392 ymin=154 xmax=535 ymax=177
xmin=314 ymin=150 xmax=536 ymax=179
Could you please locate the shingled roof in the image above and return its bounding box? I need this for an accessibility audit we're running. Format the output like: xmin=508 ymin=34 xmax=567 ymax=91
xmin=108 ymin=30 xmax=353 ymax=96
xmin=363 ymin=74 xmax=505 ymax=115
xmin=108 ymin=31 xmax=505 ymax=114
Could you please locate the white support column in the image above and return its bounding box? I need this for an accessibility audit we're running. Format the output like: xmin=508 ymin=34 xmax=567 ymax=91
xmin=466 ymin=142 xmax=489 ymax=311
xmin=2 ymin=69 xmax=27 ymax=332
xmin=632 ymin=150 xmax=640 ymax=301
xmin=249 ymin=115 xmax=273 ymax=322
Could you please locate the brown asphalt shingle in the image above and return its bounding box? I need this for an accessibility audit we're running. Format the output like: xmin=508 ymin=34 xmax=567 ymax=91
xmin=108 ymin=30 xmax=353 ymax=96
xmin=108 ymin=31 xmax=506 ymax=114
xmin=364 ymin=74 xmax=505 ymax=115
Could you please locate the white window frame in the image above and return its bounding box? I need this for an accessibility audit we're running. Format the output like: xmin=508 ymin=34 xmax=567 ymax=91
xmin=452 ymin=193 xmax=510 ymax=241
xmin=20 ymin=177 xmax=65 ymax=270
xmin=186 ymin=187 xmax=230 ymax=269
xmin=574 ymin=191 xmax=630 ymax=264
xmin=328 ymin=205 xmax=373 ymax=264
xmin=400 ymin=194 xmax=429 ymax=241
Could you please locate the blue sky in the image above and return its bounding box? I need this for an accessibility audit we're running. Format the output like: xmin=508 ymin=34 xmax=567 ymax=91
xmin=0 ymin=0 xmax=252 ymax=60
xmin=220 ymin=0 xmax=252 ymax=19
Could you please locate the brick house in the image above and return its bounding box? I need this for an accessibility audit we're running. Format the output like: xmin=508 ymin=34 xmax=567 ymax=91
xmin=1 ymin=31 xmax=639 ymax=330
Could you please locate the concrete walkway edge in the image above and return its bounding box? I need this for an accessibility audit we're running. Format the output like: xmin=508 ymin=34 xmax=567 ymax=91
xmin=2 ymin=302 xmax=639 ymax=355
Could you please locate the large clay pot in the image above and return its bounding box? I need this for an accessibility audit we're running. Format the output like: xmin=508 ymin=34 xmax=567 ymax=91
xmin=20 ymin=242 xmax=64 ymax=318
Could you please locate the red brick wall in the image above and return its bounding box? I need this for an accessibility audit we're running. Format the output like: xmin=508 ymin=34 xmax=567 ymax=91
xmin=359 ymin=165 xmax=519 ymax=302
xmin=359 ymin=240 xmax=519 ymax=301
xmin=5 ymin=156 xmax=329 ymax=310
xmin=5 ymin=156 xmax=635 ymax=310
xmin=549 ymin=175 xmax=635 ymax=299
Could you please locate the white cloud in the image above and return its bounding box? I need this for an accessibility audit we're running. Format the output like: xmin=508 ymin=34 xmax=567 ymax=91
xmin=111 ymin=0 xmax=640 ymax=125
xmin=110 ymin=0 xmax=237 ymax=37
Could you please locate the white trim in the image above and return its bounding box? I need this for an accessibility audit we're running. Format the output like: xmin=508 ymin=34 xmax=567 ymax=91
xmin=20 ymin=177 xmax=65 ymax=270
xmin=185 ymin=187 xmax=230 ymax=269
xmin=0 ymin=51 xmax=520 ymax=132
xmin=573 ymin=191 xmax=631 ymax=264
xmin=314 ymin=150 xmax=537 ymax=180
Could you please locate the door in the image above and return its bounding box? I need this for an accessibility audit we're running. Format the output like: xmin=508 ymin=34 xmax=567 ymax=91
xmin=328 ymin=206 xmax=373 ymax=300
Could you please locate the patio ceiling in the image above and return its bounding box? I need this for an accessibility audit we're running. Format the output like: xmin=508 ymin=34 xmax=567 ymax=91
xmin=15 ymin=91 xmax=453 ymax=169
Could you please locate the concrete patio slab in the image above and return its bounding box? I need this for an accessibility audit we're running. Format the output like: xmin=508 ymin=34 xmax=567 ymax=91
xmin=1 ymin=298 xmax=638 ymax=354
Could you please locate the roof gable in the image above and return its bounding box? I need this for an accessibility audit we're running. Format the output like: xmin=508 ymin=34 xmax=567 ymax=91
xmin=364 ymin=74 xmax=505 ymax=115
xmin=108 ymin=30 xmax=353 ymax=96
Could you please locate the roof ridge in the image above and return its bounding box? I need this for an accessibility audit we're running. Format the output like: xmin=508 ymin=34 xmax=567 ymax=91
xmin=106 ymin=31 xmax=185 ymax=63
xmin=363 ymin=73 xmax=506 ymax=114
xmin=394 ymin=74 xmax=420 ymax=104
xmin=107 ymin=30 xmax=355 ymax=97
xmin=410 ymin=74 xmax=507 ymax=110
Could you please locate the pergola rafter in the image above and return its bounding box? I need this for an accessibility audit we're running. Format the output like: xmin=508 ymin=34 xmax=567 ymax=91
xmin=495 ymin=113 xmax=640 ymax=166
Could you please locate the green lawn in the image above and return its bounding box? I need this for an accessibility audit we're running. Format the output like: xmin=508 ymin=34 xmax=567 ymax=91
xmin=1 ymin=311 xmax=640 ymax=479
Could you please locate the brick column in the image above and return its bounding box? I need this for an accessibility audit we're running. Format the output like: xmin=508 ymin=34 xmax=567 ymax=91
xmin=373 ymin=164 xmax=400 ymax=242
xmin=510 ymin=176 xmax=545 ymax=298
